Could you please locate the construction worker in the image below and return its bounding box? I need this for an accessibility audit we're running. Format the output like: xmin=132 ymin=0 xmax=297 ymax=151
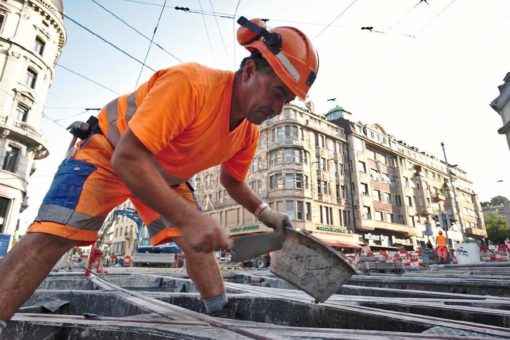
xmin=0 ymin=16 xmax=319 ymax=331
xmin=84 ymin=241 xmax=104 ymax=278
xmin=436 ymin=230 xmax=448 ymax=264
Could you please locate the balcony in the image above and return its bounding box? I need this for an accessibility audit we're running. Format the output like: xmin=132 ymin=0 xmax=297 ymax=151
xmin=466 ymin=227 xmax=487 ymax=238
xmin=268 ymin=139 xmax=304 ymax=150
xmin=431 ymin=193 xmax=445 ymax=202
xmin=0 ymin=116 xmax=49 ymax=159
xmin=373 ymin=221 xmax=416 ymax=237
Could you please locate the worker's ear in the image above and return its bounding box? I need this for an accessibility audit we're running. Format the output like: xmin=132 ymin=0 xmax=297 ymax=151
xmin=241 ymin=59 xmax=257 ymax=82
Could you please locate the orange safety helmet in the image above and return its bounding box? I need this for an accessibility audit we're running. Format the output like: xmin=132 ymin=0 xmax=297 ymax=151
xmin=237 ymin=16 xmax=319 ymax=100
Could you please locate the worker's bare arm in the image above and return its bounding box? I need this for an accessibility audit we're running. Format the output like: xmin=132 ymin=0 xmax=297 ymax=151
xmin=220 ymin=165 xmax=262 ymax=214
xmin=112 ymin=128 xmax=229 ymax=252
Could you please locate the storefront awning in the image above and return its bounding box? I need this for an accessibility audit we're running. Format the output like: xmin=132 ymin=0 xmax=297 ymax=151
xmin=314 ymin=235 xmax=362 ymax=249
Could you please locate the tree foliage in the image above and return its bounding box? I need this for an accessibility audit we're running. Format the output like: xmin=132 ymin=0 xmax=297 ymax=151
xmin=490 ymin=195 xmax=509 ymax=206
xmin=485 ymin=213 xmax=509 ymax=244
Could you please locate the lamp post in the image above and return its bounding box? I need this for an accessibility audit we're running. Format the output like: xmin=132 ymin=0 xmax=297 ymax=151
xmin=440 ymin=142 xmax=466 ymax=242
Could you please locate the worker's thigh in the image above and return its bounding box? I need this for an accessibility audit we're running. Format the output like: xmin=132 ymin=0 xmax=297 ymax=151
xmin=131 ymin=181 xmax=201 ymax=246
xmin=28 ymin=134 xmax=130 ymax=246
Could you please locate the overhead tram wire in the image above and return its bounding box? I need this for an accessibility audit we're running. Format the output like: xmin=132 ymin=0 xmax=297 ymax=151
xmin=56 ymin=64 xmax=120 ymax=95
xmin=232 ymin=0 xmax=242 ymax=67
xmin=91 ymin=0 xmax=182 ymax=63
xmin=198 ymin=0 xmax=216 ymax=66
xmin=135 ymin=0 xmax=168 ymax=87
xmin=313 ymin=0 xmax=359 ymax=41
xmin=413 ymin=0 xmax=458 ymax=38
xmin=208 ymin=0 xmax=230 ymax=62
xmin=61 ymin=13 xmax=156 ymax=72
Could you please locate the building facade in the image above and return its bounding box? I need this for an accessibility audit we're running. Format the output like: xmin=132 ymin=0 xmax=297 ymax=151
xmin=106 ymin=201 xmax=139 ymax=257
xmin=0 ymin=0 xmax=65 ymax=247
xmin=329 ymin=110 xmax=486 ymax=249
xmin=491 ymin=72 xmax=510 ymax=150
xmin=195 ymin=103 xmax=486 ymax=251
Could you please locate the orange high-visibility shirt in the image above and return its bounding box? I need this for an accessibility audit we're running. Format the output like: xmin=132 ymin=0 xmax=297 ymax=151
xmin=436 ymin=234 xmax=447 ymax=248
xmin=98 ymin=63 xmax=259 ymax=181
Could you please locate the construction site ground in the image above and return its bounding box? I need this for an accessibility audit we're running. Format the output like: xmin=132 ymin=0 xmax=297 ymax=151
xmin=3 ymin=262 xmax=510 ymax=339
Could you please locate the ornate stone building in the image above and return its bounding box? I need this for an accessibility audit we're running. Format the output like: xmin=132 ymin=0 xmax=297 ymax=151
xmin=195 ymin=103 xmax=486 ymax=251
xmin=491 ymin=72 xmax=510 ymax=150
xmin=328 ymin=109 xmax=486 ymax=249
xmin=0 ymin=0 xmax=65 ymax=247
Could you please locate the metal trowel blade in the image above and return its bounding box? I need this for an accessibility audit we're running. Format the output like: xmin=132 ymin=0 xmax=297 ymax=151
xmin=230 ymin=229 xmax=285 ymax=262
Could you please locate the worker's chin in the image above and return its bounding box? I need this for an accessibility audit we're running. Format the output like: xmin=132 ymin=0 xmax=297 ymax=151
xmin=246 ymin=113 xmax=266 ymax=125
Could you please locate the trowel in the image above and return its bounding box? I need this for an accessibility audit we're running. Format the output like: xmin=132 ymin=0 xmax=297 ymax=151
xmin=230 ymin=223 xmax=359 ymax=303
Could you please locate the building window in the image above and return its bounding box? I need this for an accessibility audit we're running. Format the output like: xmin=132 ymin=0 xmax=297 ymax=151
xmin=361 ymin=183 xmax=369 ymax=195
xmin=3 ymin=145 xmax=20 ymax=173
xmin=306 ymin=202 xmax=311 ymax=221
xmin=370 ymin=168 xmax=379 ymax=180
xmin=0 ymin=14 xmax=5 ymax=32
xmin=286 ymin=201 xmax=295 ymax=220
xmin=25 ymin=68 xmax=37 ymax=89
xmin=384 ymin=192 xmax=391 ymax=203
xmin=296 ymin=201 xmax=304 ymax=220
xmin=368 ymin=150 xmax=376 ymax=159
xmin=335 ymin=162 xmax=344 ymax=176
xmin=406 ymin=196 xmax=413 ymax=207
xmin=0 ymin=197 xmax=10 ymax=233
xmin=362 ymin=206 xmax=372 ymax=220
xmin=15 ymin=104 xmax=29 ymax=122
xmin=343 ymin=209 xmax=351 ymax=226
xmin=334 ymin=141 xmax=343 ymax=154
xmin=375 ymin=211 xmax=384 ymax=222
xmin=314 ymin=133 xmax=325 ymax=148
xmin=372 ymin=189 xmax=381 ymax=201
xmin=386 ymin=213 xmax=394 ymax=223
xmin=397 ymin=214 xmax=404 ymax=224
xmin=395 ymin=195 xmax=402 ymax=207
xmin=358 ymin=161 xmax=366 ymax=172
xmin=34 ymin=36 xmax=46 ymax=56
xmin=251 ymin=157 xmax=259 ymax=171
xmin=285 ymin=173 xmax=293 ymax=189
xmin=408 ymin=215 xmax=416 ymax=227
xmin=320 ymin=205 xmax=333 ymax=225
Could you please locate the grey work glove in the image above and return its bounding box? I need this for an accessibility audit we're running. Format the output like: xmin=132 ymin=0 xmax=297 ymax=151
xmin=258 ymin=207 xmax=293 ymax=230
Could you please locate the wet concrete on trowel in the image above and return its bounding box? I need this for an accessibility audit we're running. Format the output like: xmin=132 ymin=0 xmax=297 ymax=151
xmin=3 ymin=264 xmax=510 ymax=339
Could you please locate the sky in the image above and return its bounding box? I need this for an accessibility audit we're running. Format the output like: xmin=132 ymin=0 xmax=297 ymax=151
xmin=18 ymin=0 xmax=510 ymax=232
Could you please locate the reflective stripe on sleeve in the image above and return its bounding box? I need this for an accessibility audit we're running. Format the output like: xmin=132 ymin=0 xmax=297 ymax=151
xmin=104 ymin=92 xmax=138 ymax=146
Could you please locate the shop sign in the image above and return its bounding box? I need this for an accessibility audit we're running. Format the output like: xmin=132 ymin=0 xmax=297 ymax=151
xmin=229 ymin=224 xmax=260 ymax=234
xmin=316 ymin=226 xmax=347 ymax=234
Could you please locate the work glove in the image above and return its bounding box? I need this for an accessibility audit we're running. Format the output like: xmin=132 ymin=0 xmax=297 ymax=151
xmin=257 ymin=206 xmax=292 ymax=230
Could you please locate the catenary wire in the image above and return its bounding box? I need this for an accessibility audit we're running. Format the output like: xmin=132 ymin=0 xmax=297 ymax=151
xmin=56 ymin=64 xmax=121 ymax=95
xmin=232 ymin=0 xmax=242 ymax=67
xmin=61 ymin=13 xmax=156 ymax=72
xmin=135 ymin=0 xmax=168 ymax=87
xmin=412 ymin=0 xmax=458 ymax=38
xmin=209 ymin=0 xmax=230 ymax=62
xmin=313 ymin=0 xmax=359 ymax=41
xmin=198 ymin=0 xmax=216 ymax=66
xmin=91 ymin=0 xmax=182 ymax=63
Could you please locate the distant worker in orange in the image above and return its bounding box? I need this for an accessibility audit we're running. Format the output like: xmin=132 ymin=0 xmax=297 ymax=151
xmin=0 ymin=16 xmax=319 ymax=331
xmin=436 ymin=230 xmax=448 ymax=264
